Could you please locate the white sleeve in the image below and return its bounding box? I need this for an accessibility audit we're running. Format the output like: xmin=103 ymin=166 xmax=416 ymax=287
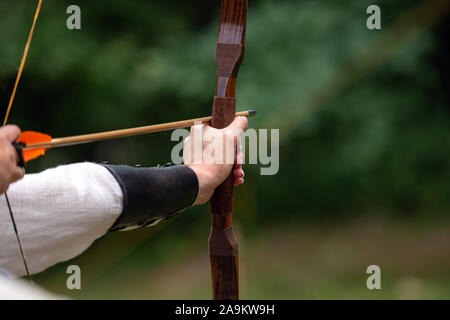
xmin=0 ymin=162 xmax=123 ymax=277
xmin=0 ymin=276 xmax=65 ymax=300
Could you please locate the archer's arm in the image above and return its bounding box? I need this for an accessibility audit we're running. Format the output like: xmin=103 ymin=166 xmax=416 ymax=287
xmin=0 ymin=162 xmax=198 ymax=277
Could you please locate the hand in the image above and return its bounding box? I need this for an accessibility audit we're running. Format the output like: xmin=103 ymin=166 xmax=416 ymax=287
xmin=184 ymin=116 xmax=248 ymax=206
xmin=0 ymin=125 xmax=25 ymax=194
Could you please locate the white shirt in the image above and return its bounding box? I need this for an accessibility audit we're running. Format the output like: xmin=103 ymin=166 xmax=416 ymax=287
xmin=0 ymin=276 xmax=63 ymax=300
xmin=0 ymin=162 xmax=123 ymax=298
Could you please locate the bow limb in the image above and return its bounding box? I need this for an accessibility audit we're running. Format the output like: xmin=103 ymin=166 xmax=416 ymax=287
xmin=208 ymin=0 xmax=248 ymax=300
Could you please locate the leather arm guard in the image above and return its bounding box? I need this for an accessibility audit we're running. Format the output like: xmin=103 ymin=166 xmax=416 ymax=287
xmin=101 ymin=164 xmax=198 ymax=232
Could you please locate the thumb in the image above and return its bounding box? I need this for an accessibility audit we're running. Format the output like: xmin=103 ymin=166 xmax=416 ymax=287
xmin=0 ymin=125 xmax=21 ymax=142
xmin=225 ymin=116 xmax=248 ymax=138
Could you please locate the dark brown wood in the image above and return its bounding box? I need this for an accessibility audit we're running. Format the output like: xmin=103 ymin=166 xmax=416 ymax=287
xmin=208 ymin=0 xmax=247 ymax=300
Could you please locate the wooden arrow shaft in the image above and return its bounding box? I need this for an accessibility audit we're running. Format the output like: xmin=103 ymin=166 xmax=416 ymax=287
xmin=24 ymin=110 xmax=255 ymax=150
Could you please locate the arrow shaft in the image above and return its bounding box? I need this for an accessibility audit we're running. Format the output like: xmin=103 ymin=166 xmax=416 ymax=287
xmin=24 ymin=110 xmax=255 ymax=150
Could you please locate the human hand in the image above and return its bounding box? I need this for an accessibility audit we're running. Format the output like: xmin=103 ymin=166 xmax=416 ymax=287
xmin=184 ymin=116 xmax=248 ymax=206
xmin=0 ymin=125 xmax=25 ymax=194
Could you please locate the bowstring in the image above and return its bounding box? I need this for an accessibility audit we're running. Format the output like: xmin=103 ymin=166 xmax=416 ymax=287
xmin=3 ymin=0 xmax=44 ymax=285
xmin=4 ymin=193 xmax=32 ymax=284
xmin=3 ymin=0 xmax=43 ymax=126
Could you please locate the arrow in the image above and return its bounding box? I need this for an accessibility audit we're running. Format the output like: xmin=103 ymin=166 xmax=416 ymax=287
xmin=17 ymin=110 xmax=256 ymax=163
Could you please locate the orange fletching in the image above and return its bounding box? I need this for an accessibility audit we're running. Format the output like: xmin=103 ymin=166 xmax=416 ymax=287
xmin=17 ymin=131 xmax=52 ymax=162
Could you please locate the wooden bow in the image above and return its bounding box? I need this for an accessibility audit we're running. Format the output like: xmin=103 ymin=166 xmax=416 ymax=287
xmin=208 ymin=0 xmax=248 ymax=300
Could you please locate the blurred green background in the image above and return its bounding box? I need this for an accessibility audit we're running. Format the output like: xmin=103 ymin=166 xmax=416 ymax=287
xmin=1 ymin=0 xmax=449 ymax=299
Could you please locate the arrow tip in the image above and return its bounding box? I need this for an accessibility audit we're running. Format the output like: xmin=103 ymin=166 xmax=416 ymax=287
xmin=247 ymin=110 xmax=257 ymax=117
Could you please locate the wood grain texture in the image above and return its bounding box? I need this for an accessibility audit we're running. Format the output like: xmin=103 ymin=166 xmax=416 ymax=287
xmin=208 ymin=0 xmax=248 ymax=300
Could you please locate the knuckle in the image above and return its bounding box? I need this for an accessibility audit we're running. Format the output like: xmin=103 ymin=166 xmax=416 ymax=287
xmin=9 ymin=125 xmax=20 ymax=135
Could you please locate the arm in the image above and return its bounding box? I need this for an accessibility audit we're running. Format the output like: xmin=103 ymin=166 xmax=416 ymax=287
xmin=0 ymin=162 xmax=197 ymax=276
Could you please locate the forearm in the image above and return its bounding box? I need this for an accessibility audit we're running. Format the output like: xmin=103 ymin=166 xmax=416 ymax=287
xmin=0 ymin=162 xmax=198 ymax=277
xmin=102 ymin=164 xmax=198 ymax=231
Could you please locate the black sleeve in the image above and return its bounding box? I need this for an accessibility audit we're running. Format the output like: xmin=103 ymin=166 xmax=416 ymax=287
xmin=101 ymin=164 xmax=199 ymax=232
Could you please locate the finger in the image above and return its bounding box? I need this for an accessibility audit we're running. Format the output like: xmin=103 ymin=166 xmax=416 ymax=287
xmin=12 ymin=145 xmax=19 ymax=165
xmin=184 ymin=136 xmax=191 ymax=147
xmin=234 ymin=155 xmax=244 ymax=168
xmin=9 ymin=166 xmax=25 ymax=183
xmin=0 ymin=125 xmax=21 ymax=142
xmin=233 ymin=168 xmax=244 ymax=180
xmin=226 ymin=116 xmax=247 ymax=138
xmin=6 ymin=145 xmax=20 ymax=167
xmin=0 ymin=185 xmax=8 ymax=194
xmin=233 ymin=178 xmax=244 ymax=186
xmin=183 ymin=136 xmax=192 ymax=164
xmin=236 ymin=137 xmax=244 ymax=164
xmin=190 ymin=122 xmax=205 ymax=131
xmin=189 ymin=123 xmax=205 ymax=138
